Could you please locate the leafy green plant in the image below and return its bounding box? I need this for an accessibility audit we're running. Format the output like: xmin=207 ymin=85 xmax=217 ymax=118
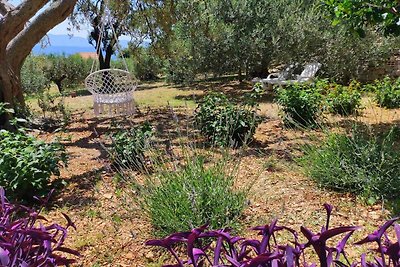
xmin=373 ymin=77 xmax=400 ymax=108
xmin=195 ymin=92 xmax=260 ymax=147
xmin=110 ymin=122 xmax=153 ymax=170
xmin=276 ymin=83 xmax=323 ymax=127
xmin=116 ymin=47 xmax=163 ymax=81
xmin=0 ymin=130 xmax=67 ymax=200
xmin=300 ymin=127 xmax=400 ymax=202
xmin=21 ymin=55 xmax=50 ymax=94
xmin=145 ymin=156 xmax=246 ymax=236
xmin=36 ymin=90 xmax=71 ymax=130
xmin=326 ymin=80 xmax=362 ymax=116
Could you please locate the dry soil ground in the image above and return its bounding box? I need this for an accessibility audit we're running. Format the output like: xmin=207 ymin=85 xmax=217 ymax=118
xmin=31 ymin=80 xmax=400 ymax=266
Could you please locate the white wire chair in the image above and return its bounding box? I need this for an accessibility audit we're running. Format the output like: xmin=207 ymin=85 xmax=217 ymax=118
xmin=85 ymin=69 xmax=137 ymax=116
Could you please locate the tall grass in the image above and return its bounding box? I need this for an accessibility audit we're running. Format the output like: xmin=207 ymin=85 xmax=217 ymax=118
xmin=300 ymin=126 xmax=400 ymax=202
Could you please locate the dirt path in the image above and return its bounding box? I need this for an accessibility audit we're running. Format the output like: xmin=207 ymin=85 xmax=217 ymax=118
xmin=36 ymin=100 xmax=397 ymax=266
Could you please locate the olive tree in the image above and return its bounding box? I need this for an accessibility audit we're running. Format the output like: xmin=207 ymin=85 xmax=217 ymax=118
xmin=71 ymin=0 xmax=137 ymax=70
xmin=0 ymin=0 xmax=77 ymax=127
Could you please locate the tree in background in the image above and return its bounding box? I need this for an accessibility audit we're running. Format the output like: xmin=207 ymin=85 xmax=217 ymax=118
xmin=0 ymin=0 xmax=77 ymax=128
xmin=138 ymin=0 xmax=396 ymax=84
xmin=44 ymin=54 xmax=93 ymax=93
xmin=71 ymin=0 xmax=137 ymax=70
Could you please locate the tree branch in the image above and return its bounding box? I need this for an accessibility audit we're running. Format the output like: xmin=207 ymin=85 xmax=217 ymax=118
xmin=7 ymin=0 xmax=78 ymax=69
xmin=0 ymin=0 xmax=48 ymax=48
xmin=365 ymin=3 xmax=400 ymax=16
xmin=0 ymin=0 xmax=14 ymax=16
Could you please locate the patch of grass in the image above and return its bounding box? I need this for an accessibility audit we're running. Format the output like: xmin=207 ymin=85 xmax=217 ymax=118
xmin=300 ymin=126 xmax=400 ymax=203
xmin=135 ymin=86 xmax=202 ymax=108
xmin=263 ymin=156 xmax=280 ymax=172
xmin=144 ymin=155 xmax=247 ymax=236
xmin=26 ymin=83 xmax=203 ymax=112
xmin=111 ymin=214 xmax=123 ymax=225
xmin=86 ymin=209 xmax=100 ymax=219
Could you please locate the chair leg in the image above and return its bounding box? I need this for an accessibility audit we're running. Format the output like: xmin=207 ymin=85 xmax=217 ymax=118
xmin=93 ymin=102 xmax=100 ymax=116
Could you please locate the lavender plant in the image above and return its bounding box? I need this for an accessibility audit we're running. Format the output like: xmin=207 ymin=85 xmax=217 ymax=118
xmin=0 ymin=187 xmax=79 ymax=266
xmin=146 ymin=204 xmax=400 ymax=267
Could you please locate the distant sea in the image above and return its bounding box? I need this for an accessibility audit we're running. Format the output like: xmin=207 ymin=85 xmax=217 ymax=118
xmin=32 ymin=34 xmax=129 ymax=56
xmin=32 ymin=45 xmax=96 ymax=56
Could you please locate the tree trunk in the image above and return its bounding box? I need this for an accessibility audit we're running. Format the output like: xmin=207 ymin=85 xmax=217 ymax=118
xmin=0 ymin=0 xmax=77 ymax=128
xmin=0 ymin=63 xmax=25 ymax=130
xmin=54 ymin=74 xmax=67 ymax=93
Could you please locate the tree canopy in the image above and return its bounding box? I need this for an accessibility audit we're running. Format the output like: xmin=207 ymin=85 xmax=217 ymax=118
xmin=323 ymin=0 xmax=400 ymax=36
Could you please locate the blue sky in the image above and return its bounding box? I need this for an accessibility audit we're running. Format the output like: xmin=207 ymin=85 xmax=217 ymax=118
xmin=9 ymin=1 xmax=94 ymax=38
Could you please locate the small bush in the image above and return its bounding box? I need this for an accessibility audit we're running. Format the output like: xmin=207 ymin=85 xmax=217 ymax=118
xmin=110 ymin=122 xmax=153 ymax=170
xmin=0 ymin=130 xmax=67 ymax=200
xmin=36 ymin=90 xmax=71 ymax=130
xmin=326 ymin=80 xmax=362 ymax=116
xmin=195 ymin=92 xmax=260 ymax=147
xmin=145 ymin=156 xmax=246 ymax=236
xmin=276 ymin=83 xmax=323 ymax=127
xmin=300 ymin=127 xmax=400 ymax=202
xmin=21 ymin=55 xmax=50 ymax=94
xmin=373 ymin=77 xmax=400 ymax=108
xmin=0 ymin=187 xmax=78 ymax=266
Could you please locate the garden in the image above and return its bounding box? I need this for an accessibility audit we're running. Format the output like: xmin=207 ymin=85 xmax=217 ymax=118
xmin=2 ymin=0 xmax=400 ymax=267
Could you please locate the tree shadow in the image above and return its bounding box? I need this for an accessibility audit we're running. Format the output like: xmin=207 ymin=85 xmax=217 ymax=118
xmin=51 ymin=168 xmax=103 ymax=210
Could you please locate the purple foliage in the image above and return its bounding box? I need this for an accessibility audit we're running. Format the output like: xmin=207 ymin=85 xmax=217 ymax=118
xmin=0 ymin=188 xmax=79 ymax=266
xmin=146 ymin=204 xmax=400 ymax=267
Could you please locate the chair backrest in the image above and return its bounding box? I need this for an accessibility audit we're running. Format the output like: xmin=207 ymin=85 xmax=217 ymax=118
xmin=85 ymin=69 xmax=137 ymax=95
xmin=278 ymin=63 xmax=298 ymax=80
xmin=299 ymin=62 xmax=321 ymax=79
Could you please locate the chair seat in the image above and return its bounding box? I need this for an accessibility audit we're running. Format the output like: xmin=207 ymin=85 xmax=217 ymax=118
xmin=94 ymin=97 xmax=133 ymax=104
xmin=93 ymin=92 xmax=133 ymax=104
xmin=263 ymin=77 xmax=312 ymax=85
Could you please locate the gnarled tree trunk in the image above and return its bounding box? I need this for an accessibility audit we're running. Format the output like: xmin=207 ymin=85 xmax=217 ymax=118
xmin=0 ymin=0 xmax=77 ymax=128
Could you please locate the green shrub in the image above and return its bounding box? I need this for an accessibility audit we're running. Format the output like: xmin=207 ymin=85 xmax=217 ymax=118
xmin=132 ymin=48 xmax=163 ymax=81
xmin=21 ymin=55 xmax=50 ymax=94
xmin=110 ymin=122 xmax=153 ymax=170
xmin=36 ymin=90 xmax=71 ymax=129
xmin=195 ymin=92 xmax=260 ymax=147
xmin=145 ymin=156 xmax=246 ymax=236
xmin=0 ymin=130 xmax=67 ymax=200
xmin=300 ymin=127 xmax=400 ymax=202
xmin=326 ymin=81 xmax=362 ymax=116
xmin=276 ymin=83 xmax=323 ymax=127
xmin=373 ymin=77 xmax=400 ymax=108
xmin=164 ymin=57 xmax=196 ymax=84
xmin=114 ymin=50 xmax=162 ymax=81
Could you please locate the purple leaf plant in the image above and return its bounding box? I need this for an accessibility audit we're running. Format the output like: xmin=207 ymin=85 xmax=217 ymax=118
xmin=0 ymin=187 xmax=79 ymax=266
xmin=146 ymin=204 xmax=400 ymax=267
